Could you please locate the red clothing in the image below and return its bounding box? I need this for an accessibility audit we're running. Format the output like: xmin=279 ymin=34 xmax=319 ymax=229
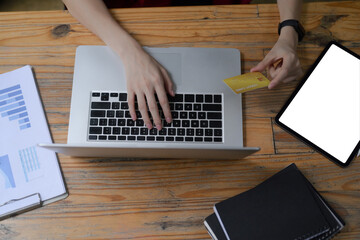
xmin=104 ymin=0 xmax=251 ymax=8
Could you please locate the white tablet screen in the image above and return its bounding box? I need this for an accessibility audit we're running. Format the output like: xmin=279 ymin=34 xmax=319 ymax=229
xmin=278 ymin=44 xmax=360 ymax=163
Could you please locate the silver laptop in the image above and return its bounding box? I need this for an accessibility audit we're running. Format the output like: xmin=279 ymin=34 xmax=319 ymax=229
xmin=39 ymin=46 xmax=259 ymax=158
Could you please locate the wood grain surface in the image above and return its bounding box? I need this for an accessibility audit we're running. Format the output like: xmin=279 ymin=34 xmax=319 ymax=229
xmin=0 ymin=1 xmax=359 ymax=239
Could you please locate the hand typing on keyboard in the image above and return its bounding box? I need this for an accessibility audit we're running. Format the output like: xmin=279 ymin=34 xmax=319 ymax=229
xmin=89 ymin=92 xmax=223 ymax=143
xmin=122 ymin=44 xmax=175 ymax=130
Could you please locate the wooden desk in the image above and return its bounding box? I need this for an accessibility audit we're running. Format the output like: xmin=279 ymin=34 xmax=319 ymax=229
xmin=0 ymin=1 xmax=359 ymax=239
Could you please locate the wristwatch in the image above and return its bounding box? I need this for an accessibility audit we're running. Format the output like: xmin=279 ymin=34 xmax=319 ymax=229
xmin=278 ymin=19 xmax=305 ymax=42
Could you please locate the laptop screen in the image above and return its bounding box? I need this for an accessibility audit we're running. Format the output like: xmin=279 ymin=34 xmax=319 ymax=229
xmin=277 ymin=43 xmax=360 ymax=165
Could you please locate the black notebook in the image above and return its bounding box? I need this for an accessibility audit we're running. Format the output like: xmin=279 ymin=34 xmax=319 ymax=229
xmin=204 ymin=164 xmax=344 ymax=240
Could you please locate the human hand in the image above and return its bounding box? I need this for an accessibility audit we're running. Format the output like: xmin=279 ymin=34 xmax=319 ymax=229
xmin=250 ymin=34 xmax=303 ymax=89
xmin=122 ymin=44 xmax=175 ymax=130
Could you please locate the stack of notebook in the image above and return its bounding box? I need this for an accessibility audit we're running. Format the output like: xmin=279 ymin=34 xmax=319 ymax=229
xmin=204 ymin=164 xmax=345 ymax=240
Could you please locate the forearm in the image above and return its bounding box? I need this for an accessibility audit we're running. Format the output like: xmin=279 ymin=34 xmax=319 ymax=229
xmin=277 ymin=0 xmax=303 ymax=48
xmin=63 ymin=0 xmax=139 ymax=56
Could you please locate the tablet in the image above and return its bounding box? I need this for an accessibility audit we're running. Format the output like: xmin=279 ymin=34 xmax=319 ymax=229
xmin=275 ymin=41 xmax=360 ymax=167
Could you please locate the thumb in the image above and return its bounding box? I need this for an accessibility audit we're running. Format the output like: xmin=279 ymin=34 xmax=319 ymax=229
xmin=250 ymin=57 xmax=272 ymax=73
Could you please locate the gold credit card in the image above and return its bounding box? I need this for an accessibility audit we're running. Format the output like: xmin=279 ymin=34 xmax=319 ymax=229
xmin=223 ymin=72 xmax=270 ymax=94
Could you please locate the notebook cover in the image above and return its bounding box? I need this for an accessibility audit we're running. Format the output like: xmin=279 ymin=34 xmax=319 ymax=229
xmin=204 ymin=213 xmax=227 ymax=240
xmin=214 ymin=164 xmax=331 ymax=240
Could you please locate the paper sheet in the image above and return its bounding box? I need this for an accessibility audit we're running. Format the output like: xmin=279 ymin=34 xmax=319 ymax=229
xmin=0 ymin=66 xmax=66 ymax=207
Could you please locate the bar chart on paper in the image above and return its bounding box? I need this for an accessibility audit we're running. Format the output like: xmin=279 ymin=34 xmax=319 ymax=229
xmin=0 ymin=84 xmax=31 ymax=131
xmin=19 ymin=146 xmax=43 ymax=182
xmin=0 ymin=155 xmax=16 ymax=189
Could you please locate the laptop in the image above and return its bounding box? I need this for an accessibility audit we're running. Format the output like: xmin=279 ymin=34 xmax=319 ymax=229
xmin=39 ymin=46 xmax=259 ymax=158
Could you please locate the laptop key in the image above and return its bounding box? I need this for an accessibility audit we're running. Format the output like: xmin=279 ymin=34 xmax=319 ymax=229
xmin=113 ymin=127 xmax=120 ymax=135
xmin=185 ymin=137 xmax=193 ymax=142
xmin=119 ymin=93 xmax=127 ymax=101
xmin=210 ymin=121 xmax=222 ymax=128
xmin=127 ymin=119 xmax=135 ymax=126
xmin=107 ymin=110 xmax=115 ymax=118
xmin=118 ymin=119 xmax=126 ymax=126
xmin=198 ymin=112 xmax=206 ymax=119
xmin=214 ymin=137 xmax=222 ymax=142
xmin=205 ymin=95 xmax=212 ymax=103
xmin=182 ymin=120 xmax=190 ymax=128
xmin=101 ymin=93 xmax=109 ymax=101
xmin=173 ymin=120 xmax=181 ymax=127
xmin=203 ymin=104 xmax=221 ymax=111
xmin=122 ymin=127 xmax=130 ymax=135
xmin=186 ymin=128 xmax=194 ymax=136
xmin=140 ymin=128 xmax=148 ymax=135
xmin=127 ymin=136 xmax=136 ymax=141
xmin=110 ymin=93 xmax=118 ymax=97
xmin=200 ymin=120 xmax=208 ymax=128
xmin=177 ymin=128 xmax=185 ymax=136
xmin=89 ymin=135 xmax=97 ymax=140
xmin=174 ymin=94 xmax=183 ymax=102
xmin=195 ymin=137 xmax=203 ymax=142
xmin=189 ymin=112 xmax=197 ymax=119
xmin=147 ymin=136 xmax=155 ymax=141
xmin=112 ymin=102 xmax=120 ymax=109
xmin=204 ymin=137 xmax=212 ymax=142
xmin=194 ymin=104 xmax=201 ymax=111
xmin=156 ymin=136 xmax=165 ymax=141
xmin=92 ymin=92 xmax=100 ymax=97
xmin=159 ymin=128 xmax=167 ymax=135
xmin=99 ymin=135 xmax=107 ymax=140
xmin=176 ymin=137 xmax=184 ymax=141
xmin=99 ymin=118 xmax=107 ymax=126
xmin=118 ymin=136 xmax=126 ymax=140
xmin=121 ymin=102 xmax=128 ymax=109
xmin=109 ymin=119 xmax=116 ymax=126
xmin=103 ymin=127 xmax=111 ymax=134
xmin=168 ymin=128 xmax=176 ymax=135
xmin=180 ymin=112 xmax=188 ymax=119
xmin=196 ymin=94 xmax=203 ymax=103
xmin=91 ymin=110 xmax=106 ymax=117
xmin=116 ymin=110 xmax=124 ymax=118
xmin=108 ymin=136 xmax=116 ymax=140
xmin=131 ymin=128 xmax=139 ymax=135
xmin=214 ymin=95 xmax=222 ymax=103
xmin=91 ymin=102 xmax=110 ymax=109
xmin=214 ymin=129 xmax=222 ymax=136
xmin=166 ymin=136 xmax=174 ymax=141
xmin=207 ymin=112 xmax=222 ymax=119
xmin=196 ymin=129 xmax=204 ymax=136
xmin=90 ymin=118 xmax=98 ymax=126
xmin=205 ymin=129 xmax=213 ymax=136
xmin=89 ymin=127 xmax=102 ymax=134
xmin=191 ymin=120 xmax=199 ymax=128
xmin=185 ymin=94 xmax=194 ymax=102
xmin=137 ymin=136 xmax=146 ymax=141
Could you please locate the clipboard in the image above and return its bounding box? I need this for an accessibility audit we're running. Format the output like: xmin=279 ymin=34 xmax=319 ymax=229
xmin=0 ymin=191 xmax=68 ymax=220
xmin=0 ymin=66 xmax=68 ymax=221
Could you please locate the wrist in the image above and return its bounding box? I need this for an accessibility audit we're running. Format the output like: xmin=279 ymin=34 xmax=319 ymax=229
xmin=278 ymin=26 xmax=298 ymax=49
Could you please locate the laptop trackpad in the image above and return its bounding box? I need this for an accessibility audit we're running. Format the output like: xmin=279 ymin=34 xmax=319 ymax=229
xmin=151 ymin=53 xmax=182 ymax=88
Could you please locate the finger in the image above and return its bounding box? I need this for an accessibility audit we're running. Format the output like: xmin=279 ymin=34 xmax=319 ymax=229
xmin=155 ymin=85 xmax=172 ymax=124
xmin=250 ymin=55 xmax=279 ymax=73
xmin=127 ymin=91 xmax=137 ymax=120
xmin=145 ymin=92 xmax=162 ymax=130
xmin=160 ymin=67 xmax=175 ymax=96
xmin=137 ymin=94 xmax=152 ymax=129
xmin=268 ymin=68 xmax=288 ymax=89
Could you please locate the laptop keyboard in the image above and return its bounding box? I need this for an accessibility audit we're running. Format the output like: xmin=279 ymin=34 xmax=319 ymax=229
xmin=88 ymin=92 xmax=223 ymax=143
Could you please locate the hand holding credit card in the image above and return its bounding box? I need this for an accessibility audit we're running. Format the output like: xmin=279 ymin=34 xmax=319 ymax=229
xmin=223 ymin=72 xmax=270 ymax=94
